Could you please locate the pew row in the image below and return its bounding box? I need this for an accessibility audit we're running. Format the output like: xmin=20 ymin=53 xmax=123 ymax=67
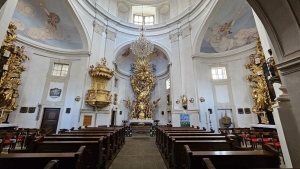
xmin=29 ymin=137 xmax=104 ymax=169
xmin=184 ymin=144 xmax=280 ymax=169
xmin=172 ymin=139 xmax=234 ymax=169
xmin=0 ymin=146 xmax=88 ymax=169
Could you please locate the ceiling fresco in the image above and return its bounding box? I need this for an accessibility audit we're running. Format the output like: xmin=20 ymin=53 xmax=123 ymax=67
xmin=116 ymin=47 xmax=169 ymax=75
xmin=11 ymin=0 xmax=82 ymax=49
xmin=200 ymin=0 xmax=258 ymax=53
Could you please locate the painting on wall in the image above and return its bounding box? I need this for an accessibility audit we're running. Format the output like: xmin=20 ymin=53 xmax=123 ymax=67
xmin=180 ymin=114 xmax=190 ymax=127
xmin=11 ymin=0 xmax=82 ymax=49
xmin=200 ymin=0 xmax=258 ymax=53
xmin=115 ymin=46 xmax=169 ymax=75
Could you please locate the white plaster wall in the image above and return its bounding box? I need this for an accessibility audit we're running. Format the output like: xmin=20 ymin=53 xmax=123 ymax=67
xmin=194 ymin=46 xmax=258 ymax=131
xmin=8 ymin=49 xmax=50 ymax=128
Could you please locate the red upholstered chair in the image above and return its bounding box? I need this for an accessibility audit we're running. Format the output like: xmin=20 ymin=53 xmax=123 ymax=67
xmin=261 ymin=132 xmax=273 ymax=144
xmin=240 ymin=128 xmax=250 ymax=147
xmin=3 ymin=132 xmax=18 ymax=150
xmin=245 ymin=131 xmax=262 ymax=150
xmin=266 ymin=132 xmax=281 ymax=150
xmin=0 ymin=132 xmax=5 ymax=153
xmin=16 ymin=129 xmax=26 ymax=149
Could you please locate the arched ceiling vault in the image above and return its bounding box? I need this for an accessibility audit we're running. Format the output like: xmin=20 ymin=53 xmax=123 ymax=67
xmin=11 ymin=0 xmax=89 ymax=51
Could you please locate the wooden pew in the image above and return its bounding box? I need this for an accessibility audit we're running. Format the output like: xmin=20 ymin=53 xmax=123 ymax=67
xmin=202 ymin=158 xmax=216 ymax=169
xmin=161 ymin=132 xmax=223 ymax=152
xmin=156 ymin=127 xmax=202 ymax=145
xmin=156 ymin=127 xmax=209 ymax=150
xmin=43 ymin=135 xmax=111 ymax=165
xmin=44 ymin=160 xmax=59 ymax=169
xmin=165 ymin=135 xmax=230 ymax=161
xmin=0 ymin=146 xmax=88 ymax=169
xmin=185 ymin=145 xmax=281 ymax=169
xmin=29 ymin=137 xmax=104 ymax=169
xmin=54 ymin=132 xmax=118 ymax=155
xmin=172 ymin=140 xmax=234 ymax=169
xmin=83 ymin=127 xmax=125 ymax=147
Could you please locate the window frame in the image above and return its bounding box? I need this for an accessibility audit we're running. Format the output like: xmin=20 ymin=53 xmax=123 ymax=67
xmin=211 ymin=67 xmax=227 ymax=80
xmin=133 ymin=14 xmax=154 ymax=25
xmin=51 ymin=63 xmax=70 ymax=77
xmin=166 ymin=78 xmax=171 ymax=90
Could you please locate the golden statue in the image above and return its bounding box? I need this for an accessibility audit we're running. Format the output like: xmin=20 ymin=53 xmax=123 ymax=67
xmin=123 ymin=97 xmax=131 ymax=108
xmin=181 ymin=95 xmax=188 ymax=109
xmin=0 ymin=22 xmax=29 ymax=123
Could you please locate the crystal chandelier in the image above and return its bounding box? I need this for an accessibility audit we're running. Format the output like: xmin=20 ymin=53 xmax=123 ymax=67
xmin=130 ymin=26 xmax=154 ymax=58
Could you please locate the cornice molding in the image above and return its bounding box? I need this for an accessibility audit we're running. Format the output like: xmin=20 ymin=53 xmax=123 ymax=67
xmin=82 ymin=0 xmax=209 ymax=33
xmin=194 ymin=43 xmax=256 ymax=59
xmin=16 ymin=35 xmax=90 ymax=57
xmin=277 ymin=55 xmax=300 ymax=76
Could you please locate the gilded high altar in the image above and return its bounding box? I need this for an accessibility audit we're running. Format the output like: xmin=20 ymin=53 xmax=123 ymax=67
xmin=0 ymin=22 xmax=29 ymax=123
xmin=126 ymin=57 xmax=159 ymax=120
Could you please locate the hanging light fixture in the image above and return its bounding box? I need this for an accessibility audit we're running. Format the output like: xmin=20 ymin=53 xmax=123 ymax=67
xmin=130 ymin=5 xmax=154 ymax=58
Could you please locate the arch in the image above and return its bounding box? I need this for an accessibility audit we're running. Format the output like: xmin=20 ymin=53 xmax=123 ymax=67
xmin=64 ymin=0 xmax=89 ymax=51
xmin=113 ymin=40 xmax=171 ymax=62
xmin=192 ymin=0 xmax=223 ymax=56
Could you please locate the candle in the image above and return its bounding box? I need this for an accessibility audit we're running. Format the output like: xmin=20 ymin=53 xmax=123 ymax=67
xmin=3 ymin=64 xmax=8 ymax=70
xmin=257 ymin=71 xmax=262 ymax=76
xmin=255 ymin=57 xmax=260 ymax=64
xmin=3 ymin=50 xmax=10 ymax=57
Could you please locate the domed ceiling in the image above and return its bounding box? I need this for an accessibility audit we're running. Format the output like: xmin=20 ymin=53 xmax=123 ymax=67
xmin=122 ymin=0 xmax=168 ymax=5
xmin=11 ymin=0 xmax=82 ymax=50
xmin=116 ymin=46 xmax=169 ymax=76
xmin=200 ymin=0 xmax=258 ymax=53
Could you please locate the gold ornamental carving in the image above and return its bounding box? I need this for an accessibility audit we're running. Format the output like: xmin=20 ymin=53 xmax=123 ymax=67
xmin=85 ymin=58 xmax=114 ymax=110
xmin=0 ymin=22 xmax=29 ymax=123
xmin=245 ymin=36 xmax=274 ymax=124
xmin=128 ymin=58 xmax=159 ymax=120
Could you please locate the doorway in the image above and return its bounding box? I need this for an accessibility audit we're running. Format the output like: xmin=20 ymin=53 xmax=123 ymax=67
xmin=110 ymin=110 xmax=116 ymax=126
xmin=216 ymin=109 xmax=234 ymax=128
xmin=40 ymin=108 xmax=60 ymax=133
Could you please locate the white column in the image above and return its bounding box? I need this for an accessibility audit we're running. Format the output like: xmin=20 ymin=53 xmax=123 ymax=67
xmin=0 ymin=0 xmax=18 ymax=44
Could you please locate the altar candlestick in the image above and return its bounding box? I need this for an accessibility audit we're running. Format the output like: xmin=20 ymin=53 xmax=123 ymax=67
xmin=3 ymin=50 xmax=10 ymax=57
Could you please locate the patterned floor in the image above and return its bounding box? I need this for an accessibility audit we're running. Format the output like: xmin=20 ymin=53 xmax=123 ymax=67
xmin=109 ymin=136 xmax=167 ymax=169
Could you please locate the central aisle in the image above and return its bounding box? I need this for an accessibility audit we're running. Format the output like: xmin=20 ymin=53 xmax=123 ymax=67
xmin=109 ymin=137 xmax=167 ymax=169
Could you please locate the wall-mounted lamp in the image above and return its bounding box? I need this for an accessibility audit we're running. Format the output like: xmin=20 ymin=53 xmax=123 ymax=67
xmin=75 ymin=96 xmax=81 ymax=101
xmin=208 ymin=108 xmax=213 ymax=114
xmin=66 ymin=108 xmax=71 ymax=113
xmin=189 ymin=98 xmax=194 ymax=103
xmin=119 ymin=111 xmax=122 ymax=115
xmin=175 ymin=99 xmax=180 ymax=104
xmin=161 ymin=111 xmax=164 ymax=115
xmin=199 ymin=97 xmax=205 ymax=102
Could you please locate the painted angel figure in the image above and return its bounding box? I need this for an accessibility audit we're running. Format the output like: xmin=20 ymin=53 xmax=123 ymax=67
xmin=36 ymin=0 xmax=60 ymax=29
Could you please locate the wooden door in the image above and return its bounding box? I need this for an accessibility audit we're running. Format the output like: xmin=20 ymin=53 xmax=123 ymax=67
xmin=110 ymin=110 xmax=116 ymax=126
xmin=41 ymin=108 xmax=60 ymax=133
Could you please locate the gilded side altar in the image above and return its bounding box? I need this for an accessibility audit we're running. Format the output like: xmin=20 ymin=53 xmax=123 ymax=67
xmin=0 ymin=23 xmax=29 ymax=123
xmin=245 ymin=36 xmax=275 ymax=124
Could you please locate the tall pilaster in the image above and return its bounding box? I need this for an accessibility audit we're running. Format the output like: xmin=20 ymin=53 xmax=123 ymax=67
xmin=0 ymin=0 xmax=18 ymax=44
